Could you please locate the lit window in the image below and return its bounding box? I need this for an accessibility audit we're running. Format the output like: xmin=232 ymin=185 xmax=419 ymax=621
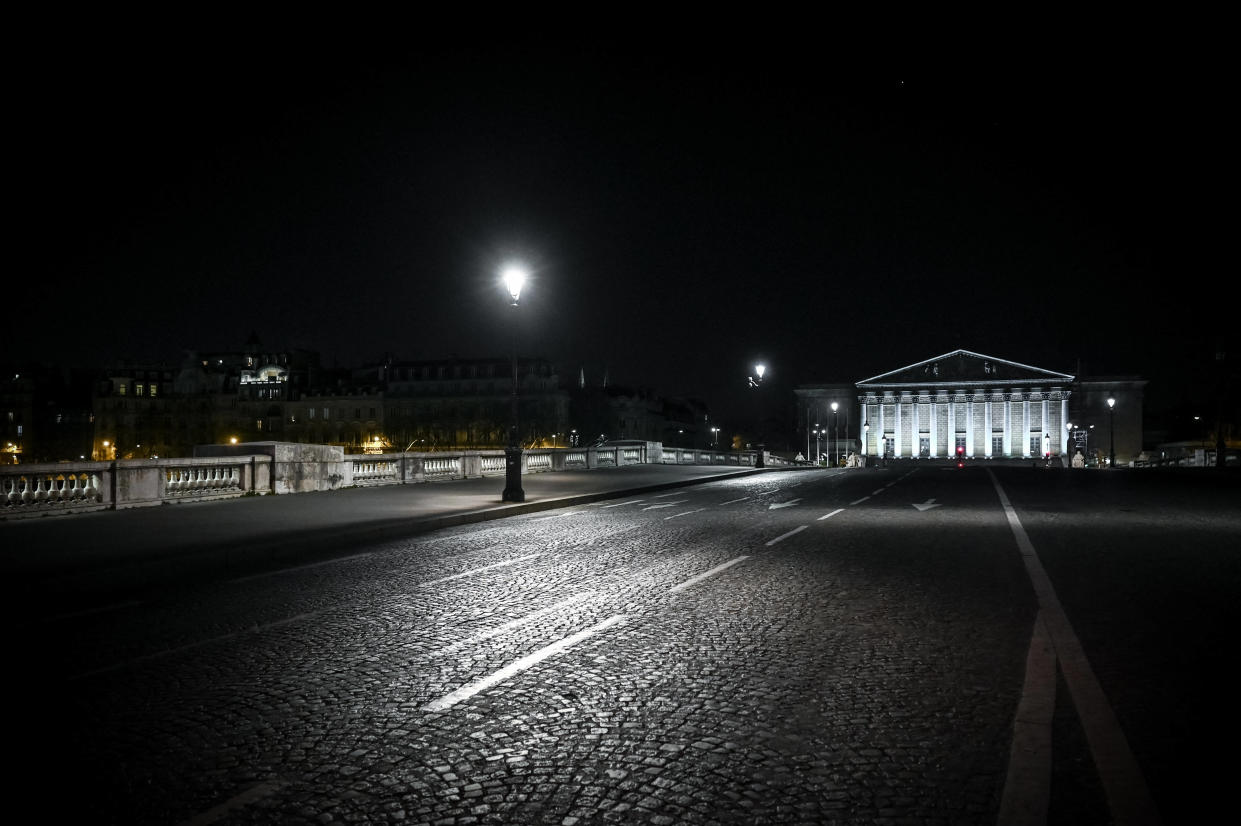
xmin=136 ymin=384 xmax=145 ymax=396
xmin=257 ymin=419 xmax=263 ymax=430
xmin=118 ymin=383 xmax=127 ymax=396
xmin=323 ymin=408 xmax=330 ymax=420
xmin=308 ymin=407 xmax=316 ymax=419
xmin=149 ymin=385 xmax=158 ymax=398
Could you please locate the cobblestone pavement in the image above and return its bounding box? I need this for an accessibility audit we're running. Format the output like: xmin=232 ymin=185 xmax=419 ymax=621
xmin=12 ymin=467 xmax=1238 ymax=825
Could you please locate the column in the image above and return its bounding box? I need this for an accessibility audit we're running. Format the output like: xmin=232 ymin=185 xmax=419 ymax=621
xmin=1004 ymin=395 xmax=1013 ymax=457
xmin=929 ymin=400 xmax=938 ymax=457
xmin=1042 ymin=398 xmax=1049 ymax=456
xmin=877 ymin=400 xmax=885 ymax=457
xmin=894 ymin=397 xmax=903 ymax=458
xmin=948 ymin=398 xmax=956 ymax=455
xmin=913 ymin=399 xmax=920 ymax=457
xmin=1061 ymin=397 xmax=1069 ymax=455
xmin=984 ymin=400 xmax=993 ymax=458
xmin=1023 ymin=398 xmax=1031 ymax=458
xmin=966 ymin=398 xmax=974 ymax=458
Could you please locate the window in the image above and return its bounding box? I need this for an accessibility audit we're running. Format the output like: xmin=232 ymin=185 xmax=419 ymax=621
xmin=136 ymin=383 xmax=145 ymax=396
xmin=955 ymin=434 xmax=966 ymax=452
xmin=257 ymin=419 xmax=264 ymax=431
xmin=118 ymin=383 xmax=127 ymax=396
xmin=992 ymin=436 xmax=1004 ymax=456
xmin=354 ymin=408 xmax=362 ymax=419
xmin=323 ymin=408 xmax=330 ymax=420
xmin=308 ymin=407 xmax=316 ymax=419
xmin=149 ymin=385 xmax=158 ymax=398
xmin=369 ymin=408 xmax=376 ymax=419
xmin=1030 ymin=435 xmax=1041 ymax=456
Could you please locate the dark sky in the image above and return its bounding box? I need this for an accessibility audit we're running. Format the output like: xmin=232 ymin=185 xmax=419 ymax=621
xmin=14 ymin=44 xmax=1228 ymax=427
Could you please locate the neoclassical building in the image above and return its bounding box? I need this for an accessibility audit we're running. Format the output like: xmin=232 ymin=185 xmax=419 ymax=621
xmin=857 ymin=350 xmax=1075 ymax=460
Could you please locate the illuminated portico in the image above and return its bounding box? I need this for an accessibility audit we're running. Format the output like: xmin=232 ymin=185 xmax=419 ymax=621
xmin=857 ymin=350 xmax=1074 ymax=460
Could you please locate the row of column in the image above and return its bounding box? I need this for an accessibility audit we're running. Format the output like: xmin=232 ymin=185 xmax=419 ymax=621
xmin=862 ymin=396 xmax=1069 ymax=458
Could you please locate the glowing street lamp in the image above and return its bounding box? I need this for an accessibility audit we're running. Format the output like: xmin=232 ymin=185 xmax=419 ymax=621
xmin=502 ymin=265 xmax=528 ymax=502
xmin=1107 ymin=397 xmax=1116 ymax=468
xmin=831 ymin=401 xmax=839 ymax=467
xmin=749 ymin=362 xmax=767 ymax=468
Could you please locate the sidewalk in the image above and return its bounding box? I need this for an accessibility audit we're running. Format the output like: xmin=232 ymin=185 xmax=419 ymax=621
xmin=2 ymin=464 xmax=765 ymax=612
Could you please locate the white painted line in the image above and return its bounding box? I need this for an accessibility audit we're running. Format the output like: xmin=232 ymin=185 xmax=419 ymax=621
xmin=643 ymin=500 xmax=688 ymax=510
xmin=849 ymin=496 xmax=871 ymax=505
xmin=670 ymin=556 xmax=750 ymax=593
xmin=768 ymin=498 xmax=802 ymax=510
xmin=652 ymin=491 xmax=688 ymax=499
xmin=817 ymin=508 xmax=845 ymax=521
xmin=600 ymin=499 xmax=645 ymax=508
xmin=719 ymin=496 xmax=751 ymax=505
xmin=431 ymin=592 xmax=597 ymax=656
xmin=422 ymin=614 xmax=627 ymax=712
xmin=998 ymin=610 xmax=1056 ymax=826
xmin=871 ymin=489 xmax=884 ymax=495
xmin=989 ymin=470 xmax=1162 ymax=826
xmin=665 ymin=508 xmax=706 ymax=521
xmin=530 ymin=511 xmax=580 ymax=521
xmin=765 ymin=525 xmax=808 ymax=546
xmin=179 ymin=780 xmax=288 ymax=826
xmin=420 ymin=554 xmax=541 ymax=587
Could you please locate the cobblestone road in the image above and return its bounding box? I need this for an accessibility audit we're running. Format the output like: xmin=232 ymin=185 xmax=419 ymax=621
xmin=13 ymin=467 xmax=1236 ymax=825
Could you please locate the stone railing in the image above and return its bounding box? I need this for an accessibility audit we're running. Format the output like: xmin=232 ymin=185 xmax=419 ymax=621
xmin=1 ymin=440 xmax=773 ymax=519
xmin=1 ymin=455 xmax=271 ymax=519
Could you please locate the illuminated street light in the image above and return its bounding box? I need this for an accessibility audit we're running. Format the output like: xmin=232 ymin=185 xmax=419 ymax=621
xmin=1107 ymin=397 xmax=1116 ymax=468
xmin=502 ymin=264 xmax=528 ymax=502
xmin=831 ymin=401 xmax=839 ymax=467
xmin=749 ymin=362 xmax=767 ymax=468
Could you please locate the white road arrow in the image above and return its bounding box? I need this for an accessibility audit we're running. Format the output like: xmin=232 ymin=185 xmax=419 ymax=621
xmin=769 ymin=498 xmax=802 ymax=510
xmin=912 ymin=498 xmax=941 ymax=511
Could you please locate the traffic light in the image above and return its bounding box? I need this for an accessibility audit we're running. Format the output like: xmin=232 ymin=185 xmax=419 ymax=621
xmin=956 ymin=445 xmax=965 ymax=468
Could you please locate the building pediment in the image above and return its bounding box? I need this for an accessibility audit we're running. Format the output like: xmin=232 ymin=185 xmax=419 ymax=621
xmin=858 ymin=350 xmax=1074 ymax=388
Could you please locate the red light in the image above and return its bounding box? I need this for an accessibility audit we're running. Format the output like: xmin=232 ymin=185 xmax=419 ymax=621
xmin=956 ymin=446 xmax=964 ymax=455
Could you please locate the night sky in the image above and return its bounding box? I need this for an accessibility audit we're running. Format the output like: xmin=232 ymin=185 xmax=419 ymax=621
xmin=14 ymin=44 xmax=1229 ymax=430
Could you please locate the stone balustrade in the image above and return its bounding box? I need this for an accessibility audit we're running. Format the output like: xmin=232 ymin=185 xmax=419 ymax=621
xmin=1 ymin=440 xmax=779 ymax=520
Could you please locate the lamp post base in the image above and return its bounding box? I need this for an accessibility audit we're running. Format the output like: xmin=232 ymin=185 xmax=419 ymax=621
xmin=502 ymin=446 xmax=525 ymax=502
xmin=755 ymin=444 xmax=765 ymax=468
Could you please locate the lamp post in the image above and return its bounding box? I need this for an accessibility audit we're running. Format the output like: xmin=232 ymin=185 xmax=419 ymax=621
xmin=750 ymin=363 xmax=766 ymax=468
xmin=711 ymin=426 xmax=720 ymax=447
xmin=813 ymin=425 xmax=822 ymax=464
xmin=1107 ymin=397 xmax=1116 ymax=468
xmin=831 ymin=401 xmax=839 ymax=467
xmin=502 ymin=265 xmax=527 ymax=502
xmin=863 ymin=421 xmax=869 ymax=467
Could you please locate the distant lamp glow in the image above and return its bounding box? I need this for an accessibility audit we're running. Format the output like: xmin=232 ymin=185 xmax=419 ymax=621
xmin=230 ymin=437 xmax=238 ymax=445
xmin=502 ymin=265 xmax=527 ymax=305
xmin=754 ymin=363 xmax=766 ymax=380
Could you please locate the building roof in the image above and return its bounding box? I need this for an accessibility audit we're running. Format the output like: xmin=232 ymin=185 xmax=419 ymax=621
xmin=857 ymin=350 xmax=1074 ymax=389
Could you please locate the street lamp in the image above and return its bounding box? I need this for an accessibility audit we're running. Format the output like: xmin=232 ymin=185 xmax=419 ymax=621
xmin=710 ymin=426 xmax=720 ymax=447
xmin=502 ymin=265 xmax=527 ymax=502
xmin=749 ymin=363 xmax=766 ymax=467
xmin=863 ymin=421 xmax=869 ymax=466
xmin=812 ymin=425 xmax=822 ymax=464
xmin=1107 ymin=397 xmax=1116 ymax=468
xmin=831 ymin=401 xmax=839 ymax=467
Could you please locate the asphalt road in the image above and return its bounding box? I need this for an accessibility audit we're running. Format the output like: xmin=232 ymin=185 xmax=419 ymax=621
xmin=8 ymin=465 xmax=1239 ymax=825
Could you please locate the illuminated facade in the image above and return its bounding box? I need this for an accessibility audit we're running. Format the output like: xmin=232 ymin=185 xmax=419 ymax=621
xmin=857 ymin=350 xmax=1075 ymax=460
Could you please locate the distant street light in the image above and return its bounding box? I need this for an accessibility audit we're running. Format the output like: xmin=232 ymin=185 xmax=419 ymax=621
xmin=1107 ymin=397 xmax=1116 ymax=468
xmin=813 ymin=425 xmax=822 ymax=464
xmin=863 ymin=421 xmax=869 ymax=466
xmin=502 ymin=265 xmax=527 ymax=502
xmin=831 ymin=401 xmax=839 ymax=467
xmin=710 ymin=426 xmax=720 ymax=447
xmin=750 ymin=363 xmax=767 ymax=468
